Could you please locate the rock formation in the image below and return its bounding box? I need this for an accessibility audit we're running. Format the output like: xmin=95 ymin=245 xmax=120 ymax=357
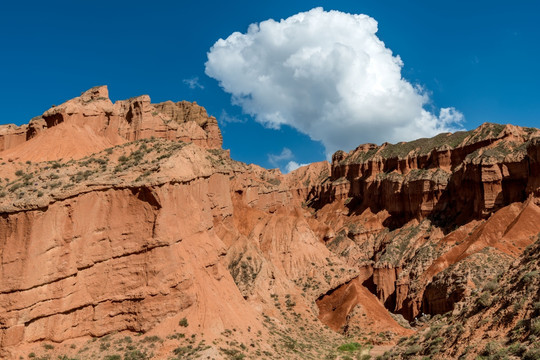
xmin=0 ymin=87 xmax=539 ymax=359
xmin=306 ymin=123 xmax=540 ymax=326
xmin=385 ymin=235 xmax=540 ymax=359
xmin=0 ymin=86 xmax=222 ymax=162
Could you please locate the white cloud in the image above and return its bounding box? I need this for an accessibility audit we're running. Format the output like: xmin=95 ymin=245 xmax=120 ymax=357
xmin=219 ymin=109 xmax=246 ymax=126
xmin=268 ymin=147 xmax=293 ymax=167
xmin=183 ymin=77 xmax=204 ymax=89
xmin=205 ymin=7 xmax=464 ymax=156
xmin=285 ymin=161 xmax=308 ymax=173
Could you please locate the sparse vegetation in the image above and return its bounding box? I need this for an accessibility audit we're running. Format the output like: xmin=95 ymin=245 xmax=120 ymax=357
xmin=104 ymin=355 xmax=121 ymax=360
xmin=179 ymin=317 xmax=189 ymax=327
xmin=337 ymin=342 xmax=361 ymax=352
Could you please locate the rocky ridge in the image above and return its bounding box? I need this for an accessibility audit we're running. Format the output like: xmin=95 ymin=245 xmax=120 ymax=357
xmin=0 ymin=87 xmax=539 ymax=359
xmin=0 ymin=86 xmax=222 ymax=162
xmin=308 ymin=123 xmax=540 ymax=328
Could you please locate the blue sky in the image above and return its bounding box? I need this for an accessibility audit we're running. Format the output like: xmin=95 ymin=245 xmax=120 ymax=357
xmin=1 ymin=1 xmax=538 ymax=171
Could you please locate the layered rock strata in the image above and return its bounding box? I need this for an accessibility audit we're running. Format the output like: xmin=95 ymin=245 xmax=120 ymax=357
xmin=300 ymin=123 xmax=540 ymax=326
xmin=1 ymin=87 xmax=539 ymax=359
xmin=0 ymin=86 xmax=222 ymax=161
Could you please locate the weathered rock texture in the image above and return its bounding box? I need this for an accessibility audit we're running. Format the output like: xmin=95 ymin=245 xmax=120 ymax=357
xmin=327 ymin=123 xmax=540 ymax=223
xmin=0 ymin=143 xmax=256 ymax=348
xmin=301 ymin=123 xmax=540 ymax=332
xmin=0 ymin=89 xmax=352 ymax=359
xmin=0 ymin=86 xmax=222 ymax=162
xmin=0 ymin=87 xmax=539 ymax=359
xmin=386 ymin=235 xmax=540 ymax=359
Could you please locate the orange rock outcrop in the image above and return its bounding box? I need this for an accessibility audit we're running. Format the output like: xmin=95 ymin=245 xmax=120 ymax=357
xmin=0 ymin=86 xmax=222 ymax=162
xmin=0 ymin=87 xmax=539 ymax=359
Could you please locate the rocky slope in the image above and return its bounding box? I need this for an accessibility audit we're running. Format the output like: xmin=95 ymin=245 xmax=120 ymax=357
xmin=0 ymin=86 xmax=222 ymax=162
xmin=0 ymin=137 xmax=354 ymax=359
xmin=383 ymin=235 xmax=540 ymax=359
xmin=306 ymin=123 xmax=540 ymax=329
xmin=0 ymin=88 xmax=372 ymax=359
xmin=0 ymin=87 xmax=539 ymax=359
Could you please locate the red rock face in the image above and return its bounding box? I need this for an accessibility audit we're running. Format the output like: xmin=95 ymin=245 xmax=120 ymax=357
xmin=1 ymin=87 xmax=539 ymax=358
xmin=0 ymin=86 xmax=222 ymax=162
xmin=0 ymin=124 xmax=28 ymax=152
xmin=316 ymin=277 xmax=413 ymax=337
xmin=296 ymin=123 xmax=540 ymax=325
xmin=0 ymin=176 xmax=261 ymax=347
xmin=324 ymin=123 xmax=540 ymax=224
xmin=0 ymin=113 xmax=353 ymax=358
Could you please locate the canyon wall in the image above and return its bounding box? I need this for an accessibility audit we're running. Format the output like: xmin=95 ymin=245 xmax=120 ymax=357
xmin=1 ymin=87 xmax=539 ymax=359
xmin=304 ymin=123 xmax=540 ymax=327
xmin=326 ymin=123 xmax=540 ymax=223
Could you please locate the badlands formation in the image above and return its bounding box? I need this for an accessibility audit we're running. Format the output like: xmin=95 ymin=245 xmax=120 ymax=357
xmin=0 ymin=86 xmax=539 ymax=359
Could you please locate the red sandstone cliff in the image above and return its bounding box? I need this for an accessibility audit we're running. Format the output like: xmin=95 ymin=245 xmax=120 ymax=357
xmin=0 ymin=86 xmax=222 ymax=162
xmin=0 ymin=87 xmax=539 ymax=359
xmin=294 ymin=123 xmax=540 ymax=335
xmin=0 ymin=88 xmax=359 ymax=359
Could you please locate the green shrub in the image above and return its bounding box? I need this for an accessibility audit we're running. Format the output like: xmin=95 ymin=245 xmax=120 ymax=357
xmin=49 ymin=181 xmax=62 ymax=189
xmin=508 ymin=342 xmax=526 ymax=356
xmin=142 ymin=335 xmax=162 ymax=343
xmin=337 ymin=342 xmax=361 ymax=352
xmin=531 ymin=317 xmax=540 ymax=336
xmin=173 ymin=346 xmax=192 ymax=356
xmin=9 ymin=183 xmax=23 ymax=192
xmin=219 ymin=347 xmax=245 ymax=360
xmin=118 ymin=155 xmax=128 ymax=163
xmin=484 ymin=280 xmax=498 ymax=292
xmin=523 ymin=348 xmax=540 ymax=360
xmin=477 ymin=292 xmax=492 ymax=308
xmin=404 ymin=345 xmax=422 ymax=355
xmin=522 ymin=271 xmax=539 ymax=284
xmin=481 ymin=341 xmax=500 ymax=356
xmin=70 ymin=170 xmax=94 ymax=183
xmin=123 ymin=350 xmax=148 ymax=360
xmin=283 ymin=337 xmax=297 ymax=350
xmin=104 ymin=355 xmax=121 ymax=360
xmin=179 ymin=317 xmax=188 ymax=327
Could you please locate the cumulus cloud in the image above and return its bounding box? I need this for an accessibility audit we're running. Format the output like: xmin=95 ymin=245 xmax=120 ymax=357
xmin=206 ymin=7 xmax=464 ymax=156
xmin=268 ymin=147 xmax=293 ymax=167
xmin=183 ymin=77 xmax=204 ymax=89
